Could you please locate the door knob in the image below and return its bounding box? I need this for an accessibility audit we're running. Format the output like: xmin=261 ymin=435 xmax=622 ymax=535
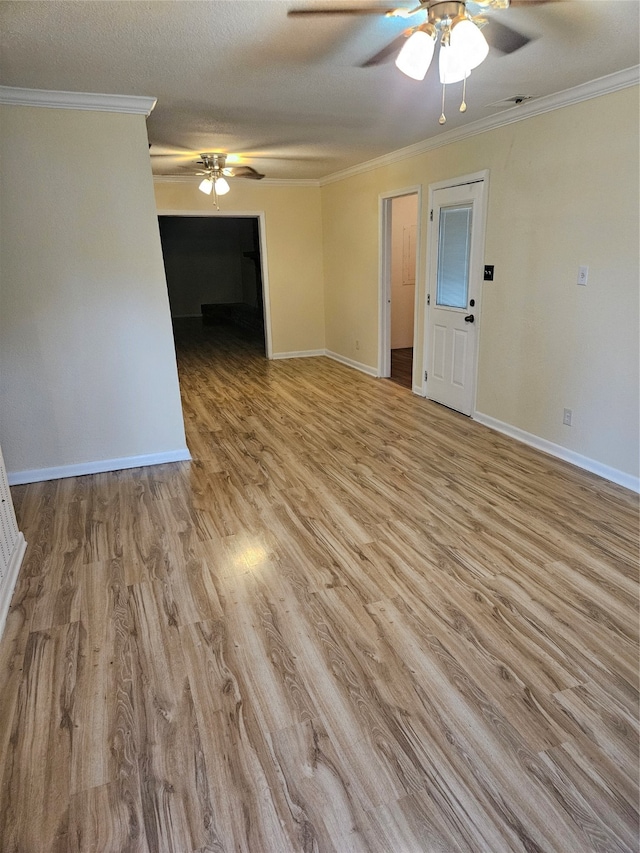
xmin=464 ymin=314 xmax=475 ymax=323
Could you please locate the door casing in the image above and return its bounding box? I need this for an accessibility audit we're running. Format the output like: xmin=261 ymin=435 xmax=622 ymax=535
xmin=378 ymin=186 xmax=422 ymax=383
xmin=156 ymin=208 xmax=273 ymax=359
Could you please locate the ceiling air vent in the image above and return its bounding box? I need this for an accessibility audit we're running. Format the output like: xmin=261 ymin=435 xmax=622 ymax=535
xmin=489 ymin=94 xmax=536 ymax=108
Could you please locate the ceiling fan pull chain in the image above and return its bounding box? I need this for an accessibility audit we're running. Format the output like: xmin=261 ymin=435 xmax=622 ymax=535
xmin=439 ymin=82 xmax=447 ymax=125
xmin=460 ymin=74 xmax=468 ymax=113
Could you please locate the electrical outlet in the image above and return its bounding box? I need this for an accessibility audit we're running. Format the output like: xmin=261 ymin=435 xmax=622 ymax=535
xmin=577 ymin=265 xmax=589 ymax=286
xmin=563 ymin=408 xmax=572 ymax=426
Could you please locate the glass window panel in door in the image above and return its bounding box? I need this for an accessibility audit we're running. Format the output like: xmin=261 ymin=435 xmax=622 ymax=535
xmin=436 ymin=205 xmax=472 ymax=308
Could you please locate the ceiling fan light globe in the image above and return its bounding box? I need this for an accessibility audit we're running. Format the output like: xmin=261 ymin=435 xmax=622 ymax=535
xmin=439 ymin=42 xmax=470 ymax=84
xmin=395 ymin=28 xmax=436 ymax=81
xmin=449 ymin=17 xmax=489 ymax=71
xmin=214 ymin=176 xmax=231 ymax=195
xmin=198 ymin=177 xmax=213 ymax=195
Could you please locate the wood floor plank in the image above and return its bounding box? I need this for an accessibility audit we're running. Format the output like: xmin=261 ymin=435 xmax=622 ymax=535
xmin=179 ymin=620 xmax=304 ymax=851
xmin=128 ymin=580 xmax=221 ymax=853
xmin=270 ymin=717 xmax=375 ymax=853
xmin=67 ymin=778 xmax=147 ymax=853
xmin=69 ymin=559 xmax=135 ymax=795
xmin=365 ymin=596 xmax=599 ymax=852
xmin=552 ymin=681 xmax=639 ymax=788
xmin=0 ymin=321 xmax=637 ymax=852
xmin=0 ymin=623 xmax=79 ymax=851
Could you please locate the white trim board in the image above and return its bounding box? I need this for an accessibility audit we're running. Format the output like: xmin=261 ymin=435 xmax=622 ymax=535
xmin=8 ymin=449 xmax=191 ymax=486
xmin=320 ymin=66 xmax=639 ymax=186
xmin=158 ymin=208 xmax=264 ymax=218
xmin=325 ymin=351 xmax=378 ymax=378
xmin=0 ymin=533 xmax=27 ymax=643
xmin=272 ymin=349 xmax=325 ymax=360
xmin=474 ymin=412 xmax=639 ymax=494
xmin=0 ymin=85 xmax=156 ymax=115
xmin=272 ymin=349 xmax=378 ymax=378
xmin=154 ymin=176 xmax=320 ymax=188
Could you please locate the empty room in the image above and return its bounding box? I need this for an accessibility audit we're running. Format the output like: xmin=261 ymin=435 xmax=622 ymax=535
xmin=0 ymin=2 xmax=638 ymax=851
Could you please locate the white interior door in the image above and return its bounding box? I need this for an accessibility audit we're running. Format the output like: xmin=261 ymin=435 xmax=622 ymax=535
xmin=425 ymin=180 xmax=486 ymax=416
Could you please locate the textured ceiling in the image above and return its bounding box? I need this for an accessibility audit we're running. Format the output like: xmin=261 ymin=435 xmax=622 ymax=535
xmin=0 ymin=0 xmax=638 ymax=180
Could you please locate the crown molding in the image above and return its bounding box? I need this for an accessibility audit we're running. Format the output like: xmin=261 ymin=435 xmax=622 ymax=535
xmin=0 ymin=85 xmax=157 ymax=115
xmin=153 ymin=175 xmax=320 ymax=187
xmin=154 ymin=176 xmax=212 ymax=184
xmin=256 ymin=178 xmax=321 ymax=187
xmin=320 ymin=65 xmax=640 ymax=186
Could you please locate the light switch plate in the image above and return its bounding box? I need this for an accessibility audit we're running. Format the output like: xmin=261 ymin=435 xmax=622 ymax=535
xmin=577 ymin=265 xmax=589 ymax=286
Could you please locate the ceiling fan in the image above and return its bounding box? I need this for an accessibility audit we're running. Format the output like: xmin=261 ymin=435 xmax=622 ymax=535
xmin=150 ymin=149 xmax=265 ymax=208
xmin=287 ymin=0 xmax=558 ymax=65
xmin=196 ymin=153 xmax=264 ymax=208
xmin=196 ymin=153 xmax=264 ymax=182
xmin=288 ymin=0 xmax=556 ymax=122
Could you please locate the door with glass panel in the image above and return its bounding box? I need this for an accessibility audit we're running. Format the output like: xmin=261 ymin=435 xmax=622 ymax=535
xmin=426 ymin=180 xmax=486 ymax=416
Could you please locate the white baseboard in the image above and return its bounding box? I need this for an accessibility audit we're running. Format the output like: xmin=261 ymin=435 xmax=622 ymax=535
xmin=272 ymin=348 xmax=380 ymax=379
xmin=412 ymin=384 xmax=423 ymax=396
xmin=474 ymin=412 xmax=639 ymax=493
xmin=0 ymin=533 xmax=26 ymax=642
xmin=7 ymin=448 xmax=192 ymax=486
xmin=271 ymin=349 xmax=326 ymax=360
xmin=272 ymin=349 xmax=379 ymax=379
xmin=325 ymin=351 xmax=379 ymax=378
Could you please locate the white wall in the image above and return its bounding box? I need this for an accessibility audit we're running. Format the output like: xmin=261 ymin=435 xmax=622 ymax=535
xmin=390 ymin=193 xmax=418 ymax=349
xmin=321 ymin=86 xmax=639 ymax=482
xmin=0 ymin=104 xmax=188 ymax=480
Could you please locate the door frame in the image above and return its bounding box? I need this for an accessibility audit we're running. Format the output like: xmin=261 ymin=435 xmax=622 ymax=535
xmin=421 ymin=170 xmax=489 ymax=414
xmin=378 ymin=186 xmax=423 ymax=381
xmin=156 ymin=208 xmax=273 ymax=359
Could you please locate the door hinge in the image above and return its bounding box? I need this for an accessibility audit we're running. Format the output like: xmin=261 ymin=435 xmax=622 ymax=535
xmin=424 ymin=370 xmax=428 ymax=382
xmin=430 ymin=209 xmax=433 ymax=221
xmin=427 ymin=293 xmax=430 ymax=306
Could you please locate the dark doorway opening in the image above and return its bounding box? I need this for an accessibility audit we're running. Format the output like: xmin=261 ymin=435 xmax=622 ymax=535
xmin=390 ymin=348 xmax=413 ymax=389
xmin=158 ymin=215 xmax=266 ymax=354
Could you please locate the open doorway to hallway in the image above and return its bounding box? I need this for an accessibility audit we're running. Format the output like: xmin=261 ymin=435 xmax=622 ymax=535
xmin=389 ymin=194 xmax=418 ymax=388
xmin=379 ymin=190 xmax=420 ymax=390
xmin=158 ymin=215 xmax=268 ymax=356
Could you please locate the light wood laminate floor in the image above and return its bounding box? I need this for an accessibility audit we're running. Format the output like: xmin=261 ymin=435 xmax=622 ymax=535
xmin=1 ymin=322 xmax=638 ymax=853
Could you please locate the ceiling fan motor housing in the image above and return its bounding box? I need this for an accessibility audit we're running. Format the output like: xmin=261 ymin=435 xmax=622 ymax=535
xmin=428 ymin=1 xmax=467 ymax=25
xmin=199 ymin=153 xmax=227 ymax=172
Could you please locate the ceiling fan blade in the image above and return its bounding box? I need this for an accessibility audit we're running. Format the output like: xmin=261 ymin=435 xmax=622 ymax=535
xmin=233 ymin=166 xmax=265 ymax=180
xmin=482 ymin=18 xmax=531 ymax=53
xmin=360 ymin=31 xmax=409 ymax=67
xmin=288 ymin=6 xmax=403 ymax=16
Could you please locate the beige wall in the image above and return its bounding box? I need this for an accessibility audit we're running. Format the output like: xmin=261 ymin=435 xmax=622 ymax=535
xmin=321 ymin=87 xmax=639 ymax=479
xmin=0 ymin=104 xmax=188 ymax=476
xmin=154 ymin=181 xmax=326 ymax=355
